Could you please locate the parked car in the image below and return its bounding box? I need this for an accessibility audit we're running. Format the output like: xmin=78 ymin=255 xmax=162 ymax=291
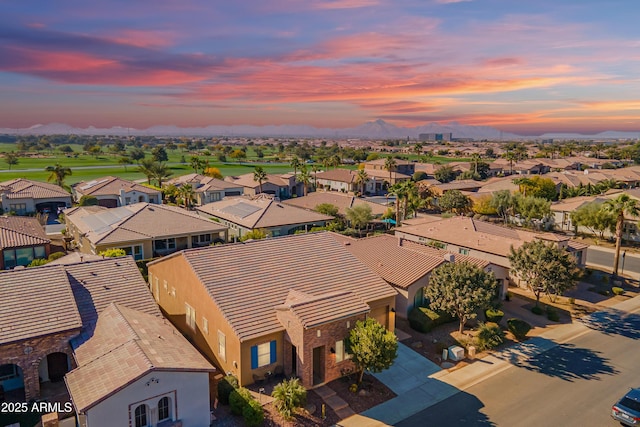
xmin=612 ymin=387 xmax=640 ymax=426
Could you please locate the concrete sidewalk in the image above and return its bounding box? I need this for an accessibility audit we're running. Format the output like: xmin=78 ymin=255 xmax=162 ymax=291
xmin=339 ymin=295 xmax=640 ymax=426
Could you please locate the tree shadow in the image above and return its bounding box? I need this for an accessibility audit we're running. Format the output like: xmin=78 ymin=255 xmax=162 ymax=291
xmin=396 ymin=390 xmax=495 ymax=427
xmin=577 ymin=308 xmax=640 ymax=340
xmin=495 ymin=339 xmax=618 ymax=382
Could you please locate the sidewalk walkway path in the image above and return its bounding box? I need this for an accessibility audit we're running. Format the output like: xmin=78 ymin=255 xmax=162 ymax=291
xmin=339 ymin=295 xmax=640 ymax=427
xmin=316 ymin=384 xmax=356 ymax=420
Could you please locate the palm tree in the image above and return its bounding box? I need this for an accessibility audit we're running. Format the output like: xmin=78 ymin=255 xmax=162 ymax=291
xmin=290 ymin=156 xmax=301 ymax=177
xmin=297 ymin=165 xmax=312 ymax=196
xmin=355 ymin=169 xmax=369 ymax=196
xmin=138 ymin=159 xmax=156 ymax=185
xmin=470 ymin=153 xmax=482 ymax=175
xmin=179 ymin=184 xmax=196 ymax=209
xmin=384 ymin=157 xmax=397 ymax=186
xmin=504 ymin=151 xmax=517 ymax=175
xmin=253 ymin=166 xmax=267 ymax=194
xmin=311 ymin=164 xmax=320 ymax=189
xmin=603 ymin=194 xmax=639 ymax=276
xmin=45 ymin=163 xmax=72 ymax=188
xmin=388 ymin=181 xmax=411 ymax=224
xmin=330 ymin=154 xmax=341 ymax=169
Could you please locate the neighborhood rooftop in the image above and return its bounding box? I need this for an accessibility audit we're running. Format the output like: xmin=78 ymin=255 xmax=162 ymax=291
xmin=0 ymin=216 xmax=50 ymax=249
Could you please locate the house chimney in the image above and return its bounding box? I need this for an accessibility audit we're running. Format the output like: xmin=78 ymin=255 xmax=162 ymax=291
xmin=443 ymin=253 xmax=455 ymax=263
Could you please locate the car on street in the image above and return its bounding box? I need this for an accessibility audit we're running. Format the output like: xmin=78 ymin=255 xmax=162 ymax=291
xmin=612 ymin=388 xmax=640 ymax=426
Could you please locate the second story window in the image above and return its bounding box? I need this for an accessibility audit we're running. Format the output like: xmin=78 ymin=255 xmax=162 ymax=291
xmin=185 ymin=303 xmax=196 ymax=330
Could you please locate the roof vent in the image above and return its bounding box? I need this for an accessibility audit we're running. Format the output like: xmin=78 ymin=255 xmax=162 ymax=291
xmin=343 ymin=242 xmax=351 ymax=246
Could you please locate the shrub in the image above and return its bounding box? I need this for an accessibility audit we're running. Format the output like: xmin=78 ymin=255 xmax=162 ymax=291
xmin=408 ymin=307 xmax=454 ymax=333
xmin=217 ymin=375 xmax=239 ymax=405
xmin=612 ymin=287 xmax=625 ymax=296
xmin=601 ymin=275 xmax=609 ymax=284
xmin=598 ymin=289 xmax=610 ymax=296
xmin=272 ymin=378 xmax=307 ymax=420
xmin=546 ymin=307 xmax=560 ymax=322
xmin=507 ymin=318 xmax=532 ymax=340
xmin=98 ymin=248 xmax=126 ymax=258
xmin=349 ymin=383 xmax=358 ymax=393
xmin=531 ymin=306 xmax=544 ymax=315
xmin=47 ymin=252 xmax=66 ymax=261
xmin=242 ymin=398 xmax=264 ymax=427
xmin=568 ymin=297 xmax=575 ymax=305
xmin=229 ymin=387 xmax=253 ymax=415
xmin=78 ymin=195 xmax=99 ymax=206
xmin=476 ymin=322 xmax=505 ymax=351
xmin=27 ymin=258 xmax=49 ymax=267
xmin=485 ymin=309 xmax=504 ymax=323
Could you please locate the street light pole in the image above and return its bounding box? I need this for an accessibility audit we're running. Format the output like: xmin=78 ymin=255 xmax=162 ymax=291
xmin=621 ymin=250 xmax=626 ymax=277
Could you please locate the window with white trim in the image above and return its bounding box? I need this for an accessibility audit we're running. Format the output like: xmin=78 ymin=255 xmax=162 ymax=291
xmin=257 ymin=342 xmax=271 ymax=367
xmin=185 ymin=303 xmax=196 ymax=330
xmin=335 ymin=340 xmax=350 ymax=363
xmin=218 ymin=330 xmax=226 ymax=361
xmin=202 ymin=316 xmax=209 ymax=334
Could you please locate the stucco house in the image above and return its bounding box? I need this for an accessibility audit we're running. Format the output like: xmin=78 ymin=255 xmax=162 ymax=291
xmin=363 ymin=158 xmax=415 ymax=182
xmin=167 ymin=173 xmax=244 ymax=205
xmin=314 ymin=169 xmax=386 ymax=195
xmin=147 ymin=232 xmax=396 ymax=388
xmin=196 ymin=194 xmax=332 ymax=239
xmin=65 ymin=203 xmax=228 ymax=259
xmin=0 ymin=178 xmax=72 ymax=215
xmin=224 ymin=173 xmax=302 ymax=198
xmin=73 ymin=176 xmax=162 ymax=207
xmin=282 ymin=191 xmax=389 ymax=217
xmin=0 ymin=216 xmax=51 ymax=269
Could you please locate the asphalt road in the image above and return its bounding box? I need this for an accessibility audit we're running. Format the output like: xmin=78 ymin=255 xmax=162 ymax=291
xmin=587 ymin=246 xmax=640 ymax=277
xmin=397 ymin=307 xmax=640 ymax=427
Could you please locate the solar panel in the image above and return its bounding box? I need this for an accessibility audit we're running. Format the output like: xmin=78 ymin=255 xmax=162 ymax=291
xmin=83 ymin=207 xmax=133 ymax=233
xmin=220 ymin=202 xmax=261 ymax=218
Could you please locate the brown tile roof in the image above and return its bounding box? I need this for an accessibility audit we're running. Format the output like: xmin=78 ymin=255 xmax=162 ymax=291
xmin=282 ymin=192 xmax=388 ymax=216
xmin=156 ymin=232 xmax=396 ymax=342
xmin=65 ymin=203 xmax=227 ymax=245
xmin=224 ymin=173 xmax=291 ymax=189
xmin=0 ymin=178 xmax=71 ymax=200
xmin=329 ymin=234 xmax=443 ymax=288
xmin=567 ymin=240 xmax=590 ymax=251
xmin=66 ymin=304 xmax=214 ymax=413
xmin=74 ymin=176 xmax=160 ymax=196
xmin=316 ymin=169 xmax=357 ymax=183
xmin=0 ymin=265 xmax=82 ymax=345
xmin=196 ymin=196 xmax=332 ymax=229
xmin=432 ymin=180 xmax=483 ymax=192
xmin=365 ymin=158 xmax=414 ymax=166
xmin=278 ymin=290 xmax=370 ymax=328
xmin=400 ymin=239 xmax=490 ymax=269
xmin=362 ymin=169 xmax=411 ymax=180
xmin=0 ymin=216 xmax=50 ymax=249
xmin=168 ymin=173 xmax=243 ymax=193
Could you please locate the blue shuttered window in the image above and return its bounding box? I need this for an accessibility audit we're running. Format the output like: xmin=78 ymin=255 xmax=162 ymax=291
xmin=270 ymin=340 xmax=277 ymax=364
xmin=251 ymin=340 xmax=277 ymax=369
xmin=251 ymin=345 xmax=258 ymax=369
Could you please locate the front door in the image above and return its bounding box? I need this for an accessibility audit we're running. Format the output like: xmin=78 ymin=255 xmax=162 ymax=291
xmin=47 ymin=353 xmax=69 ymax=382
xmin=291 ymin=345 xmax=297 ymax=377
xmin=313 ymin=346 xmax=324 ymax=386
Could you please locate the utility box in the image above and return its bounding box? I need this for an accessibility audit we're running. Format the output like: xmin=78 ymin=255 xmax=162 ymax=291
xmin=442 ymin=348 xmax=448 ymax=361
xmin=468 ymin=346 xmax=476 ymax=360
xmin=448 ymin=345 xmax=465 ymax=361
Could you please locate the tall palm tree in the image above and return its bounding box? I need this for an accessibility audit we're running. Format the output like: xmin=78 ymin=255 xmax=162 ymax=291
xmin=253 ymin=166 xmax=267 ymax=194
xmin=138 ymin=159 xmax=156 ymax=185
xmin=355 ymin=169 xmax=369 ymax=196
xmin=296 ymin=165 xmax=312 ymax=196
xmin=384 ymin=157 xmax=397 ymax=186
xmin=603 ymin=194 xmax=639 ymax=276
xmin=151 ymin=162 xmax=173 ymax=187
xmin=388 ymin=181 xmax=412 ymax=224
xmin=504 ymin=151 xmax=517 ymax=175
xmin=470 ymin=153 xmax=482 ymax=175
xmin=290 ymin=156 xmax=301 ymax=177
xmin=45 ymin=163 xmax=72 ymax=188
xmin=178 ymin=184 xmax=196 ymax=209
xmin=311 ymin=164 xmax=320 ymax=189
xmin=330 ymin=154 xmax=341 ymax=169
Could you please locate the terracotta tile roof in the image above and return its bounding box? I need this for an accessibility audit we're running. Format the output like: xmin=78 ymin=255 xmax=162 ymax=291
xmin=282 ymin=192 xmax=389 ymax=216
xmin=365 ymin=158 xmax=413 ymax=166
xmin=400 ymin=239 xmax=490 ymax=269
xmin=66 ymin=303 xmax=214 ymax=413
xmin=0 ymin=265 xmax=82 ymax=344
xmin=224 ymin=173 xmax=291 ymax=189
xmin=0 ymin=178 xmax=71 ymax=200
xmin=550 ymin=196 xmax=608 ymax=212
xmin=74 ymin=176 xmax=160 ymax=196
xmin=329 ymin=234 xmax=443 ymax=288
xmin=476 ymin=177 xmax=519 ymax=194
xmin=65 ymin=203 xmax=227 ymax=245
xmin=0 ymin=216 xmax=50 ymax=249
xmin=316 ymin=169 xmax=357 ymax=183
xmin=432 ymin=180 xmax=483 ymax=192
xmin=196 ymin=196 xmax=332 ymax=229
xmin=362 ymin=169 xmax=411 ymax=180
xmin=168 ymin=173 xmax=243 ymax=193
xmin=567 ymin=240 xmax=590 ymax=251
xmin=159 ymin=232 xmax=396 ymax=342
xmin=277 ymin=290 xmax=370 ymax=328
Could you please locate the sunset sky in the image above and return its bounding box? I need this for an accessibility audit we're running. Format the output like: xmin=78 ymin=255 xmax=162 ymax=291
xmin=1 ymin=0 xmax=639 ymax=135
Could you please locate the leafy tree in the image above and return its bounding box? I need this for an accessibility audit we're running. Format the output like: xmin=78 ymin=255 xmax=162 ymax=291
xmin=190 ymin=156 xmax=206 ymax=174
xmin=58 ymin=145 xmax=74 ymax=154
xmin=603 ymin=194 xmax=640 ymax=275
xmin=118 ymin=156 xmax=131 ymax=171
xmin=162 ymin=184 xmax=180 ymax=204
xmin=78 ymin=195 xmax=99 ymax=206
xmin=253 ymin=166 xmax=267 ymax=194
xmin=413 ymin=171 xmax=428 ymax=182
xmin=513 ymin=193 xmax=551 ymax=228
xmin=129 ymin=147 xmax=145 ymax=163
xmin=438 ymin=190 xmax=471 ymax=214
xmin=509 ymin=240 xmax=580 ymax=307
xmin=315 ymin=203 xmax=339 ymax=217
xmin=514 ymin=176 xmax=557 ymax=201
xmin=230 ymin=149 xmax=246 ymax=162
xmin=151 ymin=146 xmax=168 ymax=162
xmin=490 ymin=190 xmax=515 ymax=223
xmin=204 ymin=167 xmax=222 ymax=179
xmin=472 ymin=194 xmax=497 ymax=215
xmin=271 ymin=378 xmax=306 ymax=420
xmin=45 ymin=163 xmax=72 ymax=188
xmin=239 ymin=229 xmax=269 ymax=241
xmin=4 ymin=152 xmax=19 ymax=169
xmin=88 ymin=145 xmax=102 ymax=158
xmin=99 ymin=248 xmax=127 ymax=257
xmin=345 ymin=318 xmax=398 ymax=383
xmin=434 ymin=165 xmax=456 ymax=183
xmin=345 ymin=204 xmax=373 ymax=234
xmin=425 ymin=261 xmax=498 ymax=333
xmin=570 ymin=202 xmax=616 ymax=239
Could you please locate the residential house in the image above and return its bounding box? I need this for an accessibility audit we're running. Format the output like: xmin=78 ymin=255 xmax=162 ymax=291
xmin=224 ymin=173 xmax=302 ymax=198
xmin=0 ymin=216 xmax=50 ymax=269
xmin=167 ymin=173 xmax=244 ymax=205
xmin=0 ymin=178 xmax=72 ymax=215
xmin=66 ymin=303 xmax=214 ymax=427
xmin=395 ymin=216 xmax=588 ymax=290
xmin=147 ymin=232 xmax=397 ymax=388
xmin=196 ymin=194 xmax=332 ymax=239
xmin=429 ymin=179 xmax=483 ymax=196
xmin=73 ymin=176 xmax=161 ymax=208
xmin=314 ymin=168 xmax=388 ymax=195
xmin=65 ymin=203 xmax=228 ymax=259
xmin=282 ymin=191 xmax=389 ymax=217
xmin=364 ymin=158 xmax=415 ymax=179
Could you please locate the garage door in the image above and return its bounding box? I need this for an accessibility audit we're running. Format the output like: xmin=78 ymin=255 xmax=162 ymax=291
xmin=369 ymin=305 xmax=389 ymax=329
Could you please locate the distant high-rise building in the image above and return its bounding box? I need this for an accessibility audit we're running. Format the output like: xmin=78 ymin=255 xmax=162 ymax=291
xmin=418 ymin=133 xmax=453 ymax=142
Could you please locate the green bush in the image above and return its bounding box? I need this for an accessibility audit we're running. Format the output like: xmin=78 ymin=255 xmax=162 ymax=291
xmin=242 ymin=398 xmax=264 ymax=426
xmin=546 ymin=307 xmax=560 ymax=322
xmin=47 ymin=252 xmax=66 ymax=261
xmin=78 ymin=195 xmax=99 ymax=206
xmin=27 ymin=258 xmax=49 ymax=267
xmin=507 ymin=318 xmax=532 ymax=340
xmin=272 ymin=378 xmax=307 ymax=420
xmin=485 ymin=309 xmax=504 ymax=323
xmin=612 ymin=287 xmax=625 ymax=296
xmin=476 ymin=322 xmax=505 ymax=351
xmin=217 ymin=375 xmax=239 ymax=405
xmin=408 ymin=307 xmax=454 ymax=333
xmin=598 ymin=289 xmax=610 ymax=296
xmin=531 ymin=306 xmax=544 ymax=315
xmin=229 ymin=387 xmax=253 ymax=415
xmin=98 ymin=248 xmax=126 ymax=257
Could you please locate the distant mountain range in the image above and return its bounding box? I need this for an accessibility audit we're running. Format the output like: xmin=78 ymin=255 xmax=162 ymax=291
xmin=0 ymin=120 xmax=638 ymax=140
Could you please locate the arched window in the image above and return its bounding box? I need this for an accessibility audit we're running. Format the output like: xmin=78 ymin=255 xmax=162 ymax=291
xmin=134 ymin=404 xmax=147 ymax=427
xmin=158 ymin=396 xmax=170 ymax=421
